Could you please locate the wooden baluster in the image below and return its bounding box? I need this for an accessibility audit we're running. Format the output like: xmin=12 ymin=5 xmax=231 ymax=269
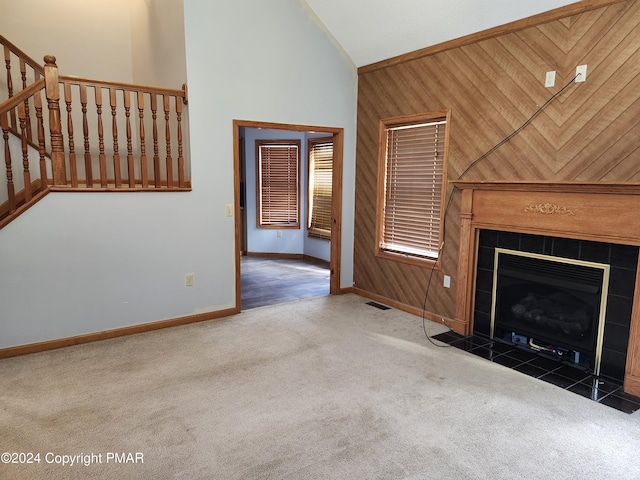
xmin=1 ymin=112 xmax=16 ymax=213
xmin=151 ymin=93 xmax=160 ymax=188
xmin=64 ymin=82 xmax=78 ymax=187
xmin=137 ymin=91 xmax=148 ymax=188
xmin=110 ymin=87 xmax=121 ymax=188
xmin=18 ymin=102 xmax=32 ymax=201
xmin=43 ymin=56 xmax=66 ymax=186
xmin=95 ymin=87 xmax=107 ymax=187
xmin=20 ymin=58 xmax=33 ymax=142
xmin=3 ymin=45 xmax=12 ymax=96
xmin=123 ymin=89 xmax=135 ymax=188
xmin=4 ymin=45 xmax=17 ymax=130
xmin=33 ymin=89 xmax=48 ymax=188
xmin=19 ymin=58 xmax=27 ymax=87
xmin=176 ymin=96 xmax=185 ymax=188
xmin=163 ymin=95 xmax=173 ymax=188
xmin=80 ymin=85 xmax=93 ymax=187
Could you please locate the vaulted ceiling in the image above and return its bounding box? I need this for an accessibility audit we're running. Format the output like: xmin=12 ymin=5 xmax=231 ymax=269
xmin=302 ymin=0 xmax=578 ymax=67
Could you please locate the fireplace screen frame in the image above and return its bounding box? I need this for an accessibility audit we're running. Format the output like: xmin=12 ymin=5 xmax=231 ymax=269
xmin=490 ymin=248 xmax=610 ymax=375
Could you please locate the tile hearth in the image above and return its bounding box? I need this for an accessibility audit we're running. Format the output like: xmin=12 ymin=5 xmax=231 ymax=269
xmin=432 ymin=331 xmax=640 ymax=414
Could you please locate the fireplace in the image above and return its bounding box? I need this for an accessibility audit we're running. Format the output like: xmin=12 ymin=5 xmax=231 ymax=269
xmin=451 ymin=181 xmax=640 ymax=396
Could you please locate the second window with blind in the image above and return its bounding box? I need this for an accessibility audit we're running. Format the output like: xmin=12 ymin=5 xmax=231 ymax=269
xmin=307 ymin=138 xmax=333 ymax=241
xmin=375 ymin=111 xmax=450 ymax=266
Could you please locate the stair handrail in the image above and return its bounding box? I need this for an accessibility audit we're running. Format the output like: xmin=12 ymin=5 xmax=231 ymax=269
xmin=0 ymin=79 xmax=45 ymax=115
xmin=0 ymin=34 xmax=44 ymax=77
xmin=58 ymin=74 xmax=188 ymax=101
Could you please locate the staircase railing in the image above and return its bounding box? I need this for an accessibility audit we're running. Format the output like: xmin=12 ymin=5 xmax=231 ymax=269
xmin=0 ymin=80 xmax=49 ymax=228
xmin=1 ymin=36 xmax=189 ymax=228
xmin=1 ymin=34 xmax=44 ymax=132
xmin=1 ymin=35 xmax=48 ymax=227
xmin=50 ymin=57 xmax=189 ymax=191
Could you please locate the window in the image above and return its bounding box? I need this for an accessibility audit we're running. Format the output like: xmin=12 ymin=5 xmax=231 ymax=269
xmin=307 ymin=138 xmax=333 ymax=240
xmin=256 ymin=140 xmax=300 ymax=228
xmin=376 ymin=111 xmax=449 ymax=265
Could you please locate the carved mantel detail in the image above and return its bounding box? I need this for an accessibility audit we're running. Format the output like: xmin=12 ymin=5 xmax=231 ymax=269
xmin=523 ymin=203 xmax=576 ymax=216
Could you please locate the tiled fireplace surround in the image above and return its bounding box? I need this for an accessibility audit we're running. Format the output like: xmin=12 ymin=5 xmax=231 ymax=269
xmin=451 ymin=182 xmax=640 ymax=397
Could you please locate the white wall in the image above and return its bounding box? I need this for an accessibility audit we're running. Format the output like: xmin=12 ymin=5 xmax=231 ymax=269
xmin=129 ymin=0 xmax=187 ymax=88
xmin=0 ymin=0 xmax=356 ymax=349
xmin=1 ymin=0 xmax=186 ymax=87
xmin=0 ymin=192 xmax=231 ymax=348
xmin=0 ymin=0 xmax=134 ymax=81
xmin=184 ymin=0 xmax=356 ymax=274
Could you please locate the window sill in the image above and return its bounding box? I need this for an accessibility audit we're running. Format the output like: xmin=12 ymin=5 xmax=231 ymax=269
xmin=375 ymin=249 xmax=441 ymax=270
xmin=257 ymin=224 xmax=300 ymax=229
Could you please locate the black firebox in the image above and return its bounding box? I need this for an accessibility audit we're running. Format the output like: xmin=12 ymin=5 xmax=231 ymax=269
xmin=473 ymin=229 xmax=639 ymax=382
xmin=491 ymin=249 xmax=608 ymax=374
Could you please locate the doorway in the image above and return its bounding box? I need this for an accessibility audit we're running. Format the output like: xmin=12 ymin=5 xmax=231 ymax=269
xmin=232 ymin=120 xmax=344 ymax=311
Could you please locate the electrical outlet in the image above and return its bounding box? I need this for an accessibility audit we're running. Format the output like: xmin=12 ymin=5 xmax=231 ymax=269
xmin=545 ymin=71 xmax=556 ymax=88
xmin=185 ymin=273 xmax=194 ymax=287
xmin=576 ymin=64 xmax=587 ymax=83
xmin=444 ymin=275 xmax=451 ymax=288
xmin=277 ymin=230 xmax=282 ymax=238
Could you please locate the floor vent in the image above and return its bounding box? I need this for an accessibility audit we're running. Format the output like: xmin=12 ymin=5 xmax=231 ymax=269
xmin=366 ymin=301 xmax=391 ymax=310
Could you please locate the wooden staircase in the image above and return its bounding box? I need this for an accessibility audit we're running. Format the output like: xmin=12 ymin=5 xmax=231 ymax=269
xmin=1 ymin=35 xmax=189 ymax=229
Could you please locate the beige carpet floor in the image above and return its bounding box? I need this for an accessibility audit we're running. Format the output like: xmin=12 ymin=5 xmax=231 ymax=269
xmin=1 ymin=294 xmax=640 ymax=479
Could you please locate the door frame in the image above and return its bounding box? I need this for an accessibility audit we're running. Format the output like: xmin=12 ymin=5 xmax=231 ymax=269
xmin=232 ymin=119 xmax=344 ymax=310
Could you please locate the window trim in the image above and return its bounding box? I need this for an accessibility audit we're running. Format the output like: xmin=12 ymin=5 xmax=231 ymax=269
xmin=374 ymin=110 xmax=450 ymax=268
xmin=255 ymin=139 xmax=301 ymax=229
xmin=307 ymin=136 xmax=333 ymax=241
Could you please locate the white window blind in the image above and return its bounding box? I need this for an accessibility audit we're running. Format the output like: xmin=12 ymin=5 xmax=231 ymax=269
xmin=308 ymin=139 xmax=333 ymax=240
xmin=257 ymin=141 xmax=300 ymax=227
xmin=381 ymin=118 xmax=447 ymax=259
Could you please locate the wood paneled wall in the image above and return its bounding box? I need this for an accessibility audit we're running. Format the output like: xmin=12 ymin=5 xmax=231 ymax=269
xmin=354 ymin=1 xmax=640 ymax=318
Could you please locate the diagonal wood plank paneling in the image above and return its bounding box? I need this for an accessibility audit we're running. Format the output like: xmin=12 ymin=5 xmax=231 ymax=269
xmin=354 ymin=0 xmax=640 ymax=318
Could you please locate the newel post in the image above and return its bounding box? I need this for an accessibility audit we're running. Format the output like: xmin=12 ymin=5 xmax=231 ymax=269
xmin=43 ymin=55 xmax=66 ymax=186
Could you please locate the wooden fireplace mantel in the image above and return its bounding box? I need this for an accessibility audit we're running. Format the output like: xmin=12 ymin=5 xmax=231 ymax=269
xmin=451 ymin=181 xmax=640 ymax=396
